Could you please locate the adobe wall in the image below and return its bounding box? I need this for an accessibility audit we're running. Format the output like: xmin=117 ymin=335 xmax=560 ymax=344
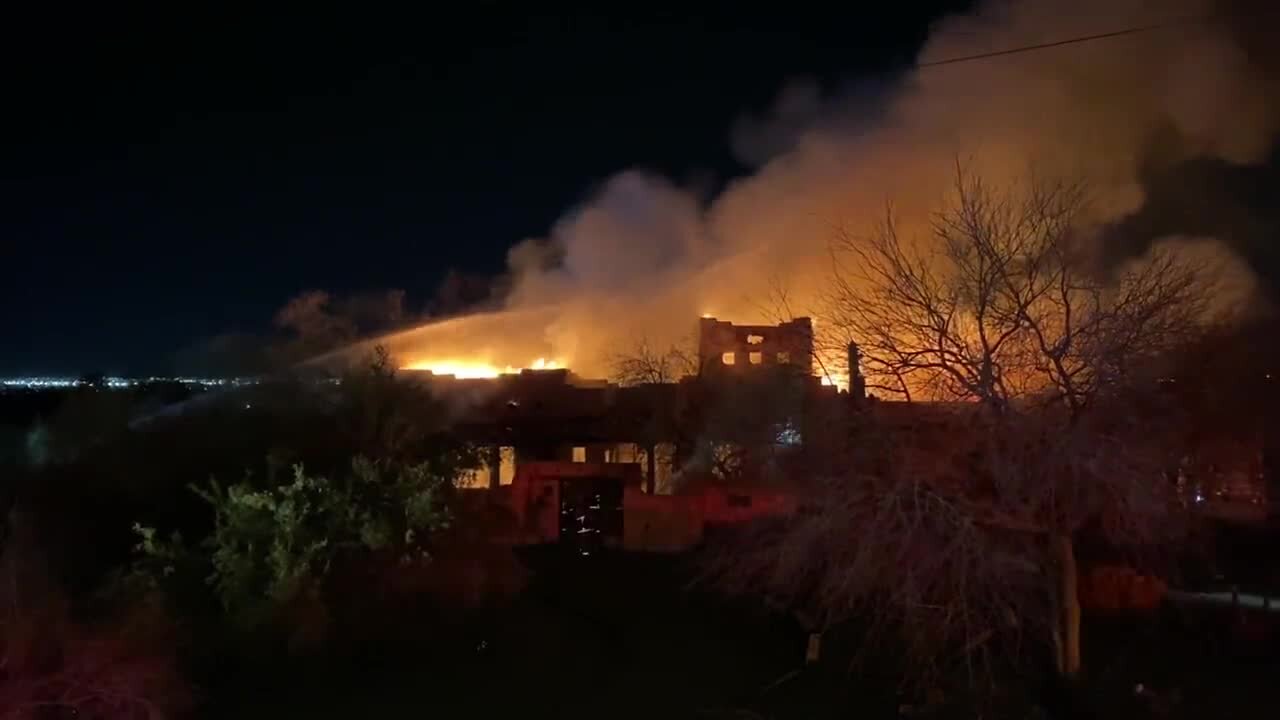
xmin=697 ymin=316 xmax=813 ymax=376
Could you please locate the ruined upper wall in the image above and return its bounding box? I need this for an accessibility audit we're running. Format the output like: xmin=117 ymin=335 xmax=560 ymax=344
xmin=697 ymin=316 xmax=813 ymax=376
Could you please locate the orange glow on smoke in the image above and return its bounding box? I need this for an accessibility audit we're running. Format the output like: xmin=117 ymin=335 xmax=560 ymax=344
xmin=402 ymin=357 xmax=564 ymax=379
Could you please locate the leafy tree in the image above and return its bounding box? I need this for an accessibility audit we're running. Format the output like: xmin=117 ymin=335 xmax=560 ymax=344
xmin=127 ymin=348 xmax=482 ymax=648
xmin=133 ymin=456 xmax=457 ymax=633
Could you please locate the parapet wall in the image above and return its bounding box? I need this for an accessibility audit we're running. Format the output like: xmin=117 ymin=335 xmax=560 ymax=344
xmin=697 ymin=316 xmax=814 ymax=376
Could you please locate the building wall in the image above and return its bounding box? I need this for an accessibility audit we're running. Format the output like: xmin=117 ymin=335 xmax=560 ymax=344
xmin=623 ymin=488 xmax=703 ymax=552
xmin=507 ymin=461 xmax=643 ymax=546
xmin=698 ymin=316 xmax=814 ymax=376
xmin=440 ymin=317 xmax=838 ymax=495
xmin=552 ymin=440 xmax=675 ymax=489
xmin=701 ymin=486 xmax=796 ymax=525
xmin=502 ymin=461 xmax=794 ymax=552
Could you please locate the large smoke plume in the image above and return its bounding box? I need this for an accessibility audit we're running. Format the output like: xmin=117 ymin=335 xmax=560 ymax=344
xmin=359 ymin=0 xmax=1279 ymax=380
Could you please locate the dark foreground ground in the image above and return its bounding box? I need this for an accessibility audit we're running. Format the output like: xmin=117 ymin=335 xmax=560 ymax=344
xmin=202 ymin=549 xmax=1280 ymax=720
xmin=207 ymin=552 xmax=816 ymax=719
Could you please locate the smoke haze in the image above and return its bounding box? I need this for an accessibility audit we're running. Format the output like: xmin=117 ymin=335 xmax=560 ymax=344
xmin=350 ymin=0 xmax=1279 ymax=380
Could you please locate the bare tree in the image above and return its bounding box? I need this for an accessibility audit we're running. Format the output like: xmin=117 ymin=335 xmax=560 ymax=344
xmin=721 ymin=167 xmax=1207 ymax=694
xmin=607 ymin=339 xmax=697 ymax=492
xmin=609 ymin=337 xmax=812 ymax=490
xmin=827 ymin=168 xmax=1206 ymax=409
xmin=609 ymin=338 xmax=700 ymax=387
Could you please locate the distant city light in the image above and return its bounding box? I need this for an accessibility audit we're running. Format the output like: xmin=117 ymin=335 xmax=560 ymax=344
xmin=0 ymin=376 xmax=258 ymax=390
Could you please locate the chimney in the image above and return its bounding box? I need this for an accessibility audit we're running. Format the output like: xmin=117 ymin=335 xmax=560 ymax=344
xmin=847 ymin=341 xmax=866 ymax=400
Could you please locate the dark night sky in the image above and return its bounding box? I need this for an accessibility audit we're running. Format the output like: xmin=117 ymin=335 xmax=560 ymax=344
xmin=8 ymin=2 xmax=1279 ymax=377
xmin=0 ymin=2 xmax=974 ymax=375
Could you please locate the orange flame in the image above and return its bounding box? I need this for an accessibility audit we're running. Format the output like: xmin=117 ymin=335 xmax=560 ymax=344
xmin=402 ymin=357 xmax=564 ymax=379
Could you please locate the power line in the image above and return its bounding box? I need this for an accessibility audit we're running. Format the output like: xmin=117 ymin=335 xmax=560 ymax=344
xmin=916 ymin=14 xmax=1222 ymax=69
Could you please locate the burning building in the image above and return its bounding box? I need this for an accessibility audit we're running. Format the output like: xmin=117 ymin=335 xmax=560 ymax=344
xmin=413 ymin=315 xmax=848 ymax=495
xmin=396 ymin=314 xmax=846 ymax=553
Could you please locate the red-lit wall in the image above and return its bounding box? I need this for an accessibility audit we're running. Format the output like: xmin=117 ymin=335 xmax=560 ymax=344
xmin=700 ymin=486 xmax=796 ymax=526
xmin=623 ymin=488 xmax=704 ymax=552
xmin=503 ymin=462 xmax=796 ymax=551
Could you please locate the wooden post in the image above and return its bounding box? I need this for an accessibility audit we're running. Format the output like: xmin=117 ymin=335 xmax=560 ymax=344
xmin=805 ymin=633 xmax=822 ymax=664
xmin=1053 ymin=534 xmax=1081 ymax=678
xmin=487 ymin=445 xmax=501 ymax=490
xmin=645 ymin=444 xmax=656 ymax=495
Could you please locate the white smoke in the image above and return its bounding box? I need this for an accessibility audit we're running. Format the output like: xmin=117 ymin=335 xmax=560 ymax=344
xmin=373 ymin=0 xmax=1277 ymax=378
